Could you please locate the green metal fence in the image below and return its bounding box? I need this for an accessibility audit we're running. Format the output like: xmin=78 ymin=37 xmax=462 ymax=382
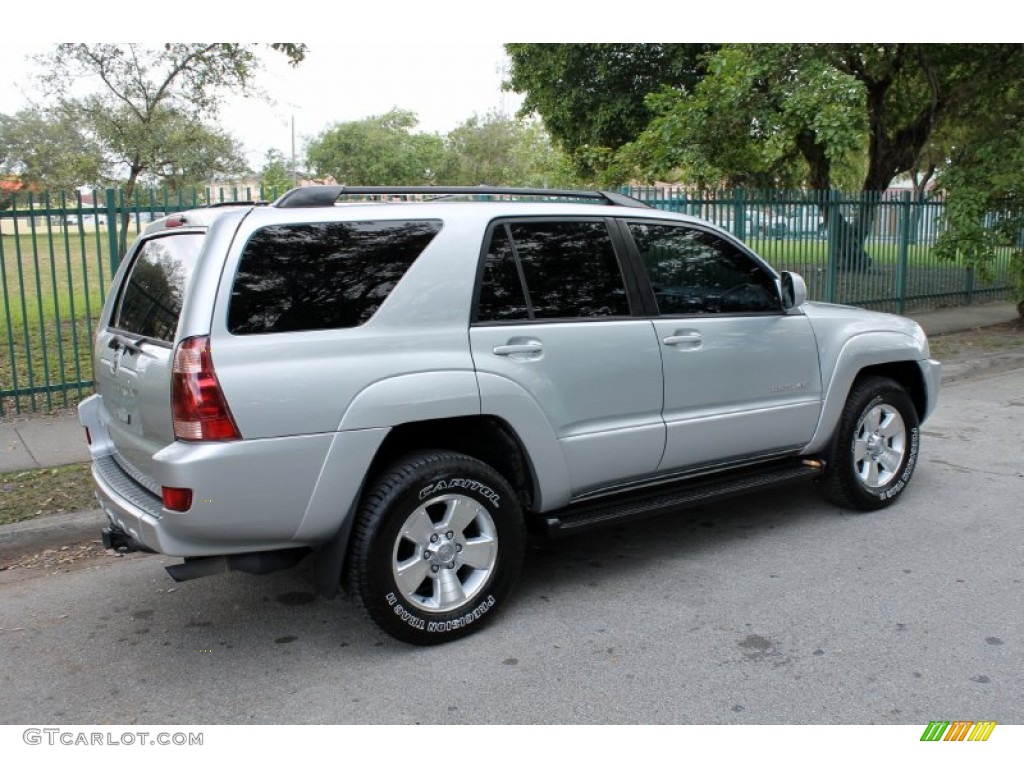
xmin=622 ymin=186 xmax=1018 ymax=314
xmin=0 ymin=185 xmax=281 ymax=416
xmin=1 ymin=185 xmax=1019 ymax=416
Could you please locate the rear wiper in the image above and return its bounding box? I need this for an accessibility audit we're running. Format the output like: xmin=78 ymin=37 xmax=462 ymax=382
xmin=108 ymin=333 xmax=158 ymax=358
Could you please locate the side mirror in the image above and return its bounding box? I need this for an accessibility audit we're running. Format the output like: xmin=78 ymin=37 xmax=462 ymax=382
xmin=781 ymin=271 xmax=807 ymax=312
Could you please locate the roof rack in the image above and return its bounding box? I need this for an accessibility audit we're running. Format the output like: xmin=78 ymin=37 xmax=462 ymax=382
xmin=272 ymin=185 xmax=650 ymax=210
xmin=204 ymin=201 xmax=268 ymax=209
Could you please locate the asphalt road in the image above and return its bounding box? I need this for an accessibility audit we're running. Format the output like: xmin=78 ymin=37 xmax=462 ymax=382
xmin=1 ymin=369 xmax=1021 ymax=725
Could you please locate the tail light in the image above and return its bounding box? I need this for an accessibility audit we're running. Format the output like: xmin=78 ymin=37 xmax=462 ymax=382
xmin=171 ymin=336 xmax=241 ymax=441
xmin=162 ymin=486 xmax=193 ymax=512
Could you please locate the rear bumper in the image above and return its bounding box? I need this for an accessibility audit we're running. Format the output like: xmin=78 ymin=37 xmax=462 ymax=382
xmin=78 ymin=394 xmax=387 ymax=558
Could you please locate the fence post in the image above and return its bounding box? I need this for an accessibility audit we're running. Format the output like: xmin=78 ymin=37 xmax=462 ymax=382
xmin=896 ymin=191 xmax=911 ymax=314
xmin=104 ymin=188 xmax=120 ymax=273
xmin=733 ymin=188 xmax=746 ymax=239
xmin=826 ymin=190 xmax=840 ymax=304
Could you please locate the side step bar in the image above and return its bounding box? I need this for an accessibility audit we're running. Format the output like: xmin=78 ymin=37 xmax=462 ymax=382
xmin=535 ymin=459 xmax=824 ymax=536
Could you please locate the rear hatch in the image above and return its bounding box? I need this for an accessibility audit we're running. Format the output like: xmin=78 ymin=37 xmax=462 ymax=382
xmin=95 ymin=231 xmax=206 ymax=489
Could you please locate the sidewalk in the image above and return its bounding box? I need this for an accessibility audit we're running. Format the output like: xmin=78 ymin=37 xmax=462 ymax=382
xmin=1 ymin=301 xmax=1020 ymax=475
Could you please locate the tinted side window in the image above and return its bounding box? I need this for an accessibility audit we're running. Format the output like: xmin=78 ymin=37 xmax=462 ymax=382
xmin=114 ymin=233 xmax=204 ymax=342
xmin=628 ymin=223 xmax=781 ymax=314
xmin=476 ymin=224 xmax=530 ymax=322
xmin=229 ymin=220 xmax=442 ymax=334
xmin=507 ymin=220 xmax=629 ymax=320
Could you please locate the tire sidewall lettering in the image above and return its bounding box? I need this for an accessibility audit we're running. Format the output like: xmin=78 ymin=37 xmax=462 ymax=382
xmin=383 ymin=592 xmax=497 ymax=634
xmin=879 ymin=425 xmax=919 ymax=500
xmin=418 ymin=478 xmax=501 ymax=508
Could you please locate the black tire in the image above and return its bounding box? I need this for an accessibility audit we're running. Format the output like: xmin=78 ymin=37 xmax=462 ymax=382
xmin=347 ymin=451 xmax=525 ymax=645
xmin=821 ymin=376 xmax=920 ymax=512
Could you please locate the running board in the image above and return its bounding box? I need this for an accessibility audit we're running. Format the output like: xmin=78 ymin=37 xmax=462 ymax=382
xmin=535 ymin=459 xmax=823 ymax=536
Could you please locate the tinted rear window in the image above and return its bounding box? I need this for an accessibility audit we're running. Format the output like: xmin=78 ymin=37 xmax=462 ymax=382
xmin=113 ymin=233 xmax=205 ymax=342
xmin=229 ymin=220 xmax=442 ymax=334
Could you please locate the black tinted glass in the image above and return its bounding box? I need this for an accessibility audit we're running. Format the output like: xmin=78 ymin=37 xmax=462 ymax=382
xmin=114 ymin=233 xmax=204 ymax=342
xmin=508 ymin=220 xmax=629 ymax=319
xmin=476 ymin=225 xmax=530 ymax=322
xmin=229 ymin=220 xmax=441 ymax=334
xmin=629 ymin=223 xmax=780 ymax=314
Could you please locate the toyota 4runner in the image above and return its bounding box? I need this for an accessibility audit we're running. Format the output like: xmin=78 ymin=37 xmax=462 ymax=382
xmin=78 ymin=186 xmax=941 ymax=644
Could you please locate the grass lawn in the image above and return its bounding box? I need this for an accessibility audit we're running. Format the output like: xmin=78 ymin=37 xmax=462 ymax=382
xmin=1 ymin=230 xmax=109 ymax=415
xmin=0 ymin=462 xmax=96 ymax=525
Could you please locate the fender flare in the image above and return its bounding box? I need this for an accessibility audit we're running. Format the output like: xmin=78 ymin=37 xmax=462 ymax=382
xmin=804 ymin=331 xmax=925 ymax=454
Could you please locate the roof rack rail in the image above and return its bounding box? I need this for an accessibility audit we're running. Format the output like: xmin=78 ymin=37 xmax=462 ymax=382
xmin=204 ymin=201 xmax=268 ymax=209
xmin=272 ymin=185 xmax=650 ymax=210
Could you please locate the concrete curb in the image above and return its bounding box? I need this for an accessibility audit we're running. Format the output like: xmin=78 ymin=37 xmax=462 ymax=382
xmin=0 ymin=508 xmax=106 ymax=565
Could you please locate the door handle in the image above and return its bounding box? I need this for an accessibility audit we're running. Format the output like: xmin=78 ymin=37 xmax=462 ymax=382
xmin=663 ymin=331 xmax=702 ymax=348
xmin=493 ymin=341 xmax=543 ymax=357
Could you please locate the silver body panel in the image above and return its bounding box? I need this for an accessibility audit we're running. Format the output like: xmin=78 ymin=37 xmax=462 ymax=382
xmin=79 ymin=198 xmax=941 ymax=556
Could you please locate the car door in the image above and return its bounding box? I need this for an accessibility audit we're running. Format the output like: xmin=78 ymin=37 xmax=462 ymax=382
xmin=622 ymin=220 xmax=823 ymax=471
xmin=469 ymin=218 xmax=665 ymax=495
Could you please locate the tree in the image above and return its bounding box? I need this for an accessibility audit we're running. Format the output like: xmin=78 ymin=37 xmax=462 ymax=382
xmin=0 ymin=107 xmax=105 ymax=191
xmin=435 ymin=112 xmax=578 ymax=187
xmin=504 ymin=44 xmax=716 ymax=178
xmin=260 ymin=148 xmax=294 ymax=197
xmin=628 ymin=44 xmax=1024 ymax=269
xmin=36 ymin=43 xmax=306 ymax=250
xmin=116 ymin=108 xmax=249 ymax=193
xmin=305 ymin=109 xmax=444 ymax=185
xmin=932 ymin=91 xmax=1024 ymax=317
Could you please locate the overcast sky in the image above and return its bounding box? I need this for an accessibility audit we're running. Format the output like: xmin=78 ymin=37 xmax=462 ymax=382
xmin=0 ymin=41 xmax=522 ymax=169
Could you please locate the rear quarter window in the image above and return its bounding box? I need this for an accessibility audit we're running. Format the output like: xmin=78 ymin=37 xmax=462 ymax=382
xmin=228 ymin=219 xmax=442 ymax=334
xmin=112 ymin=233 xmax=205 ymax=343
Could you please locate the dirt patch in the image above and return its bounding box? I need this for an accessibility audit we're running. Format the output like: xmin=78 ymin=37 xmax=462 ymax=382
xmin=930 ymin=320 xmax=1024 ymax=363
xmin=0 ymin=538 xmax=140 ymax=584
xmin=930 ymin=320 xmax=1024 ymax=382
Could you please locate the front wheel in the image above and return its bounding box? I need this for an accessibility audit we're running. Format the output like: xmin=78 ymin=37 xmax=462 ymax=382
xmin=347 ymin=451 xmax=525 ymax=645
xmin=821 ymin=376 xmax=921 ymax=511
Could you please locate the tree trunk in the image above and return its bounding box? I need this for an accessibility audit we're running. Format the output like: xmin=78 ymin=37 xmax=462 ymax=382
xmin=118 ymin=170 xmax=141 ymax=257
xmin=794 ymin=131 xmax=875 ymax=271
xmin=829 ymin=197 xmax=878 ymax=272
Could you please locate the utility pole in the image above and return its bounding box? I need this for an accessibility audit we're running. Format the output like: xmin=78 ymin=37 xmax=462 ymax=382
xmin=291 ymin=115 xmax=298 ymax=187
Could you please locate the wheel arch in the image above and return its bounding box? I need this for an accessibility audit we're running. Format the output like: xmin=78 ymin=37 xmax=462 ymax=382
xmin=365 ymin=415 xmax=538 ymax=514
xmin=313 ymin=415 xmax=541 ymax=599
xmin=805 ymin=333 xmax=931 ymax=455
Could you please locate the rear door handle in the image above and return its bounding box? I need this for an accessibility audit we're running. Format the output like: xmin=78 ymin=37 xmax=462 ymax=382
xmin=663 ymin=331 xmax=702 ymax=348
xmin=493 ymin=341 xmax=543 ymax=357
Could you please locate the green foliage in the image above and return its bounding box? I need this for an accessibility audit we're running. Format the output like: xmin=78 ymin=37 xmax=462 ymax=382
xmin=0 ymin=107 xmax=105 ymax=190
xmin=504 ymin=44 xmax=715 ymax=177
xmin=82 ymin=103 xmax=248 ymax=192
xmin=260 ymin=149 xmax=294 ymax=197
xmin=615 ymin=44 xmax=1024 ymax=197
xmin=934 ymin=113 xmax=1024 ymax=306
xmin=435 ymin=112 xmax=578 ymax=187
xmin=305 ymin=109 xmax=445 ymax=185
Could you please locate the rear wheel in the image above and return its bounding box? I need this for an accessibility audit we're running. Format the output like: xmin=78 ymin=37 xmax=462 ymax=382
xmin=821 ymin=376 xmax=920 ymax=511
xmin=347 ymin=451 xmax=524 ymax=644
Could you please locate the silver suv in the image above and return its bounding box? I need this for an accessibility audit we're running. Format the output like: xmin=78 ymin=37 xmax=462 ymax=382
xmin=78 ymin=186 xmax=941 ymax=644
